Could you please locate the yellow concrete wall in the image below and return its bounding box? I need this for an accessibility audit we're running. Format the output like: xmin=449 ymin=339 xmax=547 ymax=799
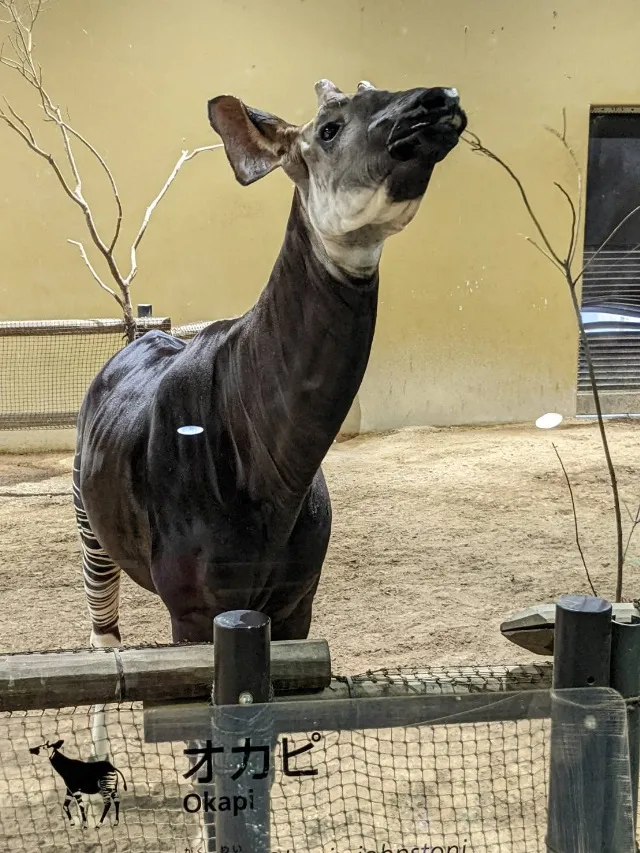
xmin=1 ymin=0 xmax=639 ymax=431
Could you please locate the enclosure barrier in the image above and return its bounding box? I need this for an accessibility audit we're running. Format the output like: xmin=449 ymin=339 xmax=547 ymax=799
xmin=0 ymin=315 xmax=172 ymax=430
xmin=0 ymin=639 xmax=332 ymax=711
xmin=0 ymin=310 xmax=216 ymax=431
xmin=0 ymin=648 xmax=555 ymax=852
xmin=1 ymin=597 xmax=639 ymax=852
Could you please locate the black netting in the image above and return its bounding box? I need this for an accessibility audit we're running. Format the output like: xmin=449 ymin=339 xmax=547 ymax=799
xmin=0 ymin=664 xmax=554 ymax=853
xmin=0 ymin=318 xmax=189 ymax=431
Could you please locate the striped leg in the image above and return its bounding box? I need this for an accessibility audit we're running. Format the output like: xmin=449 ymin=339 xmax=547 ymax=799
xmin=97 ymin=775 xmax=119 ymax=826
xmin=73 ymin=452 xmax=121 ymax=760
xmin=72 ymin=791 xmax=88 ymax=828
xmin=73 ymin=453 xmax=122 ymax=647
xmin=96 ymin=772 xmax=122 ymax=826
xmin=62 ymin=791 xmax=75 ymax=825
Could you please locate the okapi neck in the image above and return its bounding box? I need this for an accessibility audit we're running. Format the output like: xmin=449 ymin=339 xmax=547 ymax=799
xmin=237 ymin=191 xmax=380 ymax=498
xmin=281 ymin=190 xmax=380 ymax=295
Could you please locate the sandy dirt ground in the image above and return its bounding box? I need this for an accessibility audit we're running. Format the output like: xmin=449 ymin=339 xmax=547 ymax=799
xmin=1 ymin=419 xmax=639 ymax=673
xmin=1 ymin=421 xmax=638 ymax=853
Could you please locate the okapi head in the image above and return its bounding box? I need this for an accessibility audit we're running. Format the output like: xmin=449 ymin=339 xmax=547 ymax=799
xmin=208 ymin=79 xmax=467 ymax=277
xmin=30 ymin=739 xmax=64 ymax=758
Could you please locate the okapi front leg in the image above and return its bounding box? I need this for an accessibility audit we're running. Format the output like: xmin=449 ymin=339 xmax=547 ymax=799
xmin=62 ymin=790 xmax=75 ymax=825
xmin=72 ymin=791 xmax=88 ymax=828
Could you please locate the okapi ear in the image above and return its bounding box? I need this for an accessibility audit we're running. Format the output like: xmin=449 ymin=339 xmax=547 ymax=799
xmin=207 ymin=95 xmax=298 ymax=186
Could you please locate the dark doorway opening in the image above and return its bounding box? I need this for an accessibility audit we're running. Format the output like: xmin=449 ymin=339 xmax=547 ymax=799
xmin=578 ymin=108 xmax=640 ymax=415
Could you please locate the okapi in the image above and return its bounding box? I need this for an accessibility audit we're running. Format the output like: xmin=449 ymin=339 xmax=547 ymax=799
xmin=29 ymin=739 xmax=127 ymax=828
xmin=74 ymin=79 xmax=467 ymax=650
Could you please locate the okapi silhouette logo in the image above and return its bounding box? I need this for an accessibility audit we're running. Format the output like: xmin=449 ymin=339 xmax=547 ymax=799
xmin=29 ymin=739 xmax=127 ymax=828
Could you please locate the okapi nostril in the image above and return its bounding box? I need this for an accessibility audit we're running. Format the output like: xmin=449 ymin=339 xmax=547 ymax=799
xmin=418 ymin=88 xmax=460 ymax=112
xmin=389 ymin=140 xmax=417 ymax=162
xmin=420 ymin=96 xmax=446 ymax=111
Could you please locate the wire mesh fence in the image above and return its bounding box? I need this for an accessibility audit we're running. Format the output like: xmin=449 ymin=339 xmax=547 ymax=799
xmin=0 ymin=317 xmax=209 ymax=431
xmin=0 ymin=666 xmax=554 ymax=853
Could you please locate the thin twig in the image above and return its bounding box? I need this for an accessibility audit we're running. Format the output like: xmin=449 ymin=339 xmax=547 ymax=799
xmin=0 ymin=105 xmax=78 ymax=203
xmin=125 ymin=144 xmax=223 ymax=285
xmin=623 ymin=501 xmax=640 ymax=562
xmin=567 ymin=279 xmax=624 ymax=600
xmin=463 ymin=131 xmax=565 ymax=268
xmin=525 ymin=236 xmax=564 ymax=272
xmin=68 ymin=240 xmax=122 ymax=305
xmin=573 ymin=204 xmax=640 ymax=287
xmin=552 ymin=443 xmax=598 ymax=597
xmin=622 ymin=499 xmax=636 ymax=524
xmin=467 ymin=116 xmax=628 ymax=600
xmin=3 ymin=95 xmax=34 ymax=141
xmin=56 ymin=120 xmax=123 ymax=252
xmin=554 ymin=182 xmax=577 ymax=266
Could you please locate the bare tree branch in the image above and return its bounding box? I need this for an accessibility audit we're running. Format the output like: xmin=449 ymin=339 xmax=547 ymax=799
xmin=57 ymin=120 xmax=123 ymax=252
xmin=3 ymin=94 xmax=33 ymax=141
xmin=554 ymin=182 xmax=577 ymax=266
xmin=622 ymin=498 xmax=637 ymax=524
xmin=623 ymin=504 xmax=640 ymax=563
xmin=552 ymin=442 xmax=598 ymax=597
xmin=463 ymin=130 xmax=565 ymax=269
xmin=0 ymin=0 xmax=221 ymax=342
xmin=0 ymin=102 xmax=78 ymax=203
xmin=544 ymin=115 xmax=583 ymax=269
xmin=466 ymin=116 xmax=628 ymax=601
xmin=525 ymin=236 xmax=564 ymax=272
xmin=68 ymin=240 xmax=122 ymax=305
xmin=573 ymin=204 xmax=640 ymax=288
xmin=125 ymin=144 xmax=223 ymax=286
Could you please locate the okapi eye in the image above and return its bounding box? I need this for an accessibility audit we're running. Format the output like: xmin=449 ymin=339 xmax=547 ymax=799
xmin=319 ymin=122 xmax=342 ymax=142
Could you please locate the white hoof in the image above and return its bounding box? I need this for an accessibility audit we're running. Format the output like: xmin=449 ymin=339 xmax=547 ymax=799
xmin=90 ymin=631 xmax=120 ymax=649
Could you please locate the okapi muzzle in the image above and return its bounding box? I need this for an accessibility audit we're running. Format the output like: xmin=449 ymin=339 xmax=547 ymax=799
xmin=381 ymin=87 xmax=466 ymax=162
xmin=365 ymin=86 xmax=467 ymax=203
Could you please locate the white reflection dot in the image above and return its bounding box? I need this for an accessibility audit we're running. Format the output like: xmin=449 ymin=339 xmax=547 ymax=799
xmin=177 ymin=425 xmax=204 ymax=436
xmin=535 ymin=413 xmax=563 ymax=430
xmin=584 ymin=715 xmax=597 ymax=730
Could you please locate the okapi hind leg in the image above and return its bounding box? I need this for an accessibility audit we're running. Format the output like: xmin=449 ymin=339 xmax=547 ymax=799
xmin=73 ymin=452 xmax=121 ymax=761
xmin=72 ymin=791 xmax=88 ymax=828
xmin=97 ymin=793 xmax=112 ymax=826
xmin=73 ymin=453 xmax=122 ymax=648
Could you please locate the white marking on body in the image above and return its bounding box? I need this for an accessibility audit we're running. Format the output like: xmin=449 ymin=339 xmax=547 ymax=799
xmin=177 ymin=425 xmax=204 ymax=435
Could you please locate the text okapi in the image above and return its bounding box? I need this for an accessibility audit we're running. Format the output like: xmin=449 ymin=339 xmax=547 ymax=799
xmin=183 ymin=789 xmax=255 ymax=815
